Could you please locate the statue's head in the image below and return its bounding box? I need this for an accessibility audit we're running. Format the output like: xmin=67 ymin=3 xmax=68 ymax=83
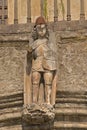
xmin=32 ymin=16 xmax=49 ymax=40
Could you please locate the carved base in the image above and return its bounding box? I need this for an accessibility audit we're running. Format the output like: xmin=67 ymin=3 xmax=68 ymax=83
xmin=22 ymin=103 xmax=55 ymax=130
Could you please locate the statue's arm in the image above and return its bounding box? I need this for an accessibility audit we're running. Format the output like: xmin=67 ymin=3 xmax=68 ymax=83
xmin=27 ymin=37 xmax=34 ymax=53
xmin=27 ymin=45 xmax=33 ymax=53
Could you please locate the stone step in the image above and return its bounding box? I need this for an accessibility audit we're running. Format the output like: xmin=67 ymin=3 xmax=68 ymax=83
xmin=0 ymin=93 xmax=23 ymax=128
xmin=0 ymin=107 xmax=22 ymax=116
xmin=0 ymin=100 xmax=23 ymax=109
xmin=55 ymin=103 xmax=87 ymax=108
xmin=0 ymin=92 xmax=23 ymax=103
xmin=56 ymin=91 xmax=87 ymax=98
xmin=0 ymin=125 xmax=22 ymax=130
xmin=55 ymin=91 xmax=87 ymax=130
xmin=56 ymin=97 xmax=87 ymax=104
xmin=54 ymin=121 xmax=87 ymax=130
xmin=55 ymin=108 xmax=87 ymax=116
xmin=56 ymin=94 xmax=87 ymax=99
xmin=0 ymin=112 xmax=21 ymax=126
xmin=55 ymin=108 xmax=87 ymax=114
xmin=0 ymin=92 xmax=23 ymax=109
xmin=0 ymin=107 xmax=22 ymax=127
xmin=55 ymin=108 xmax=87 ymax=122
xmin=0 ymin=96 xmax=23 ymax=104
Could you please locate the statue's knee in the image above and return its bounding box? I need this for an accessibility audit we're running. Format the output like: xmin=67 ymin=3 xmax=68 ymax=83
xmin=44 ymin=72 xmax=53 ymax=85
xmin=32 ymin=72 xmax=40 ymax=85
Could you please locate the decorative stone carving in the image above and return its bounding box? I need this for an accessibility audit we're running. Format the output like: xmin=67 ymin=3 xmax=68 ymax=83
xmin=22 ymin=103 xmax=55 ymax=125
xmin=23 ymin=16 xmax=57 ymax=129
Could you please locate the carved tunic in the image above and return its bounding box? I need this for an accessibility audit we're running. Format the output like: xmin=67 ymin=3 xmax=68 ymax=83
xmin=31 ymin=38 xmax=57 ymax=72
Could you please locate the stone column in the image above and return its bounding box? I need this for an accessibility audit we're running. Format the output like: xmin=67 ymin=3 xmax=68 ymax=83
xmin=67 ymin=0 xmax=71 ymax=21
xmin=27 ymin=0 xmax=31 ymax=23
xmin=1 ymin=0 xmax=5 ymax=24
xmin=14 ymin=0 xmax=18 ymax=24
xmin=80 ymin=0 xmax=85 ymax=20
xmin=40 ymin=0 xmax=44 ymax=16
xmin=54 ymin=0 xmax=58 ymax=22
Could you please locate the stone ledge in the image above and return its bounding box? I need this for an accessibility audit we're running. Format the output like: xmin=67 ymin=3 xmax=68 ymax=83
xmin=0 ymin=112 xmax=22 ymax=127
xmin=0 ymin=92 xmax=23 ymax=109
xmin=55 ymin=103 xmax=87 ymax=109
xmin=0 ymin=125 xmax=22 ymax=130
xmin=0 ymin=20 xmax=87 ymax=34
xmin=56 ymin=98 xmax=87 ymax=104
xmin=56 ymin=91 xmax=87 ymax=98
xmin=0 ymin=112 xmax=21 ymax=122
xmin=0 ymin=23 xmax=33 ymax=34
xmin=55 ymin=108 xmax=87 ymax=115
xmin=54 ymin=121 xmax=87 ymax=129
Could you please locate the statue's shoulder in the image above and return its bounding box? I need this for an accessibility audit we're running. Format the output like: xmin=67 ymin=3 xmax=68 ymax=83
xmin=32 ymin=39 xmax=41 ymax=50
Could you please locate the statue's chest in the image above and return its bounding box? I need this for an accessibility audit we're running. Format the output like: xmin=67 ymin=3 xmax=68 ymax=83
xmin=36 ymin=44 xmax=48 ymax=56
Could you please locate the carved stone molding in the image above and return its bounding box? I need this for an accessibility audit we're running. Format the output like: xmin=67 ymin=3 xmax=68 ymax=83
xmin=22 ymin=103 xmax=55 ymax=124
xmin=22 ymin=103 xmax=55 ymax=130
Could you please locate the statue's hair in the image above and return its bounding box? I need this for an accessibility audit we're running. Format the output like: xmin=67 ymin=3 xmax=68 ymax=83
xmin=32 ymin=25 xmax=49 ymax=41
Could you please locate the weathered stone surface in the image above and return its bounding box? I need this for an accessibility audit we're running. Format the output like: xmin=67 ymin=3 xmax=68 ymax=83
xmin=0 ymin=43 xmax=26 ymax=129
xmin=0 ymin=125 xmax=22 ymax=130
xmin=0 ymin=24 xmax=87 ymax=130
xmin=22 ymin=106 xmax=55 ymax=129
xmin=0 ymin=21 xmax=87 ymax=34
xmin=22 ymin=103 xmax=55 ymax=124
xmin=56 ymin=31 xmax=87 ymax=92
xmin=0 ymin=46 xmax=26 ymax=96
xmin=22 ymin=103 xmax=55 ymax=130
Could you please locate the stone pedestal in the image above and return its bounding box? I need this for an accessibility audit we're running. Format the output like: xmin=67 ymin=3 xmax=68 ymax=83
xmin=22 ymin=103 xmax=55 ymax=130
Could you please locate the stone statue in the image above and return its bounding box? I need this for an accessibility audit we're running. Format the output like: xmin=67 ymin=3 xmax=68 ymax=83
xmin=23 ymin=16 xmax=57 ymax=127
xmin=24 ymin=16 xmax=57 ymax=106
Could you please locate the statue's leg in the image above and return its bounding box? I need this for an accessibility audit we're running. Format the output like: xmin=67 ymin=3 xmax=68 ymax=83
xmin=44 ymin=72 xmax=53 ymax=104
xmin=32 ymin=71 xmax=40 ymax=103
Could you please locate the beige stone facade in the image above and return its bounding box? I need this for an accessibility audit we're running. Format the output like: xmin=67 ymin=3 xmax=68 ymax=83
xmin=0 ymin=1 xmax=87 ymax=130
xmin=8 ymin=0 xmax=87 ymax=24
xmin=0 ymin=22 xmax=87 ymax=129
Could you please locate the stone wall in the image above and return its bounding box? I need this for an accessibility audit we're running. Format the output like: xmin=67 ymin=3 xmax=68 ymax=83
xmin=0 ymin=26 xmax=30 ymax=129
xmin=0 ymin=22 xmax=87 ymax=129
xmin=0 ymin=46 xmax=25 ymax=96
xmin=56 ymin=30 xmax=87 ymax=92
xmin=0 ymin=43 xmax=27 ymax=130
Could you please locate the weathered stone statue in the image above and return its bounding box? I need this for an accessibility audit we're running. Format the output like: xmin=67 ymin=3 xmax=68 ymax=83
xmin=29 ymin=16 xmax=57 ymax=104
xmin=23 ymin=17 xmax=57 ymax=129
